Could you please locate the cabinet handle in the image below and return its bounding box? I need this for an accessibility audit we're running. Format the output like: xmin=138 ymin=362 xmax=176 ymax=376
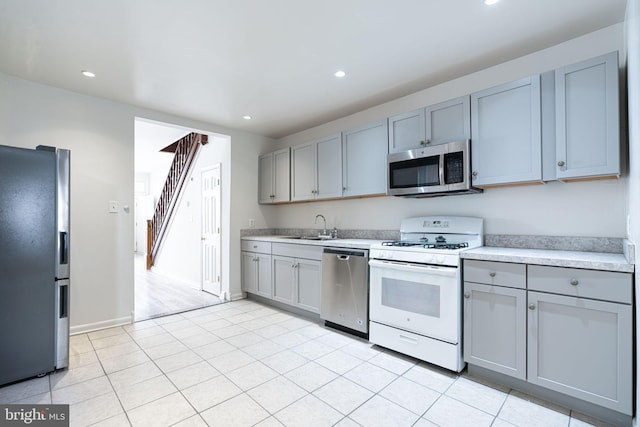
xmin=570 ymin=278 xmax=579 ymax=286
xmin=528 ymin=303 xmax=536 ymax=310
xmin=489 ymin=272 xmax=496 ymax=278
xmin=425 ymin=139 xmax=431 ymax=145
xmin=463 ymin=292 xmax=470 ymax=299
xmin=472 ymin=171 xmax=478 ymax=177
xmin=419 ymin=140 xmax=426 ymax=146
xmin=558 ymin=160 xmax=565 ymax=167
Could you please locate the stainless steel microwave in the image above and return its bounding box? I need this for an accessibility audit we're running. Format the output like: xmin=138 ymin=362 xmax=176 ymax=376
xmin=387 ymin=140 xmax=481 ymax=197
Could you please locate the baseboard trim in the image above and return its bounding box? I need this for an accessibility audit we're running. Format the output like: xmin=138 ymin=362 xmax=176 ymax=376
xmin=70 ymin=315 xmax=133 ymax=335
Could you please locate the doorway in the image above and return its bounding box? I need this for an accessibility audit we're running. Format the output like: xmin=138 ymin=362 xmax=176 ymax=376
xmin=133 ymin=119 xmax=225 ymax=321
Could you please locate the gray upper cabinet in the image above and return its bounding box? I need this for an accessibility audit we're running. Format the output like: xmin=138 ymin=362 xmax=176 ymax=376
xmin=425 ymin=96 xmax=471 ymax=146
xmin=554 ymin=51 xmax=619 ymax=180
xmin=342 ymin=119 xmax=388 ymax=197
xmin=258 ymin=148 xmax=290 ymax=204
xmin=388 ymin=96 xmax=470 ymax=153
xmin=388 ymin=108 xmax=425 ymax=153
xmin=291 ymin=134 xmax=342 ymax=201
xmin=471 ymin=76 xmax=542 ymax=186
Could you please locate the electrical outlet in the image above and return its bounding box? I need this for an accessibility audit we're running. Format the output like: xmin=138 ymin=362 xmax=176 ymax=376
xmin=249 ymin=219 xmax=255 ymax=228
xmin=109 ymin=201 xmax=118 ymax=213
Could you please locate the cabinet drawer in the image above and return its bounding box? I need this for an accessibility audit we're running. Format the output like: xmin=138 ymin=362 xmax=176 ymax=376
xmin=528 ymin=265 xmax=632 ymax=304
xmin=464 ymin=260 xmax=526 ymax=289
xmin=241 ymin=240 xmax=271 ymax=254
xmin=272 ymin=243 xmax=323 ymax=260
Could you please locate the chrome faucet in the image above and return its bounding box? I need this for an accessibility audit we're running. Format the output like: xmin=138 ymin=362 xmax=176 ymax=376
xmin=315 ymin=214 xmax=328 ymax=237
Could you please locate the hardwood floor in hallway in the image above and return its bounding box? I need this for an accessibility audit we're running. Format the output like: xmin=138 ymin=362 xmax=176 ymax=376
xmin=134 ymin=254 xmax=223 ymax=321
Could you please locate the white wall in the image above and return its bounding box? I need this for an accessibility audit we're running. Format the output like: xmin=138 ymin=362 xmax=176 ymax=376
xmin=270 ymin=24 xmax=628 ymax=238
xmin=624 ymin=0 xmax=639 ymax=423
xmin=0 ymin=73 xmax=273 ymax=332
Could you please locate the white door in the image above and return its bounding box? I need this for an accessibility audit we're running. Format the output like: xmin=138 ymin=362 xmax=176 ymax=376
xmin=202 ymin=165 xmax=221 ymax=295
xmin=134 ymin=195 xmax=154 ymax=254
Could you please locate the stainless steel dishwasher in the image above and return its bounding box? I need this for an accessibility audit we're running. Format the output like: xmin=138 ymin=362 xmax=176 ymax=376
xmin=321 ymin=247 xmax=369 ymax=338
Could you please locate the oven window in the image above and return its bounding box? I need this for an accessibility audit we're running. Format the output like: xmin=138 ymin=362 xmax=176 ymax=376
xmin=381 ymin=277 xmax=440 ymax=318
xmin=389 ymin=156 xmax=440 ymax=188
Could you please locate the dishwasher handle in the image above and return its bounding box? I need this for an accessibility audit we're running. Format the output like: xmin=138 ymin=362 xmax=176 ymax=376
xmin=323 ymin=247 xmax=368 ymax=257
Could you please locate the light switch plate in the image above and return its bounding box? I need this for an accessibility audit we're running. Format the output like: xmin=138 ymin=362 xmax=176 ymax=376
xmin=109 ymin=201 xmax=118 ymax=213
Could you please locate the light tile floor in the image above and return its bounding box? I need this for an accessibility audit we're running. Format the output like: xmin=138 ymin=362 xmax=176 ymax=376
xmin=0 ymin=299 xmax=613 ymax=427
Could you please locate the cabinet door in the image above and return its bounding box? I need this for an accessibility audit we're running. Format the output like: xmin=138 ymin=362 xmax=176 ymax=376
xmin=555 ymin=52 xmax=619 ymax=179
xmin=425 ymin=96 xmax=471 ymax=146
xmin=342 ymin=120 xmax=388 ymax=197
xmin=291 ymin=142 xmax=316 ymax=201
xmin=527 ymin=291 xmax=632 ymax=414
xmin=272 ymin=255 xmax=295 ymax=304
xmin=463 ymin=282 xmax=526 ymax=380
xmin=295 ymin=258 xmax=322 ymax=314
xmin=258 ymin=153 xmax=274 ymax=204
xmin=272 ymin=148 xmax=291 ymax=203
xmin=256 ymin=254 xmax=272 ymax=298
xmin=471 ymin=76 xmax=542 ymax=186
xmin=316 ymin=134 xmax=343 ymax=199
xmin=241 ymin=252 xmax=257 ymax=293
xmin=388 ymin=108 xmax=426 ymax=153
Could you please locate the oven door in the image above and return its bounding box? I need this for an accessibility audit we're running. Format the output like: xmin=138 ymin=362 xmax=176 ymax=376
xmin=369 ymin=259 xmax=460 ymax=343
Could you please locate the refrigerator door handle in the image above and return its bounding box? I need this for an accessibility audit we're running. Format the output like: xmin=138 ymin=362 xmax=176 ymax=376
xmin=59 ymin=231 xmax=69 ymax=265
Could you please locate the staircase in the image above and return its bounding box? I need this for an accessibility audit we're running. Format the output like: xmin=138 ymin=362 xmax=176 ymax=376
xmin=146 ymin=132 xmax=208 ymax=269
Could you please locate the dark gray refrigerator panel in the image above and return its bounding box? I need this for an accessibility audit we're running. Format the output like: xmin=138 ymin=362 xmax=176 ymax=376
xmin=0 ymin=145 xmax=57 ymax=385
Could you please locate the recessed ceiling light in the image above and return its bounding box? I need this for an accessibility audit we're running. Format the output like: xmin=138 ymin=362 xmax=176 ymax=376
xmin=484 ymin=0 xmax=499 ymax=5
xmin=242 ymin=115 xmax=252 ymax=120
xmin=334 ymin=70 xmax=346 ymax=78
xmin=81 ymin=70 xmax=96 ymax=78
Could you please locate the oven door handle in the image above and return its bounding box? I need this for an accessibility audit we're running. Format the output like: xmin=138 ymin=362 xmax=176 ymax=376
xmin=368 ymin=259 xmax=457 ymax=276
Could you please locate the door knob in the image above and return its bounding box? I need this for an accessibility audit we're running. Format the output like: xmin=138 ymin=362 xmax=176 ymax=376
xmin=528 ymin=304 xmax=536 ymax=310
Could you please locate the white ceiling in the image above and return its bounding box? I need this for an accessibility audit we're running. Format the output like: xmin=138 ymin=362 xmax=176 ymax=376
xmin=0 ymin=0 xmax=627 ymax=139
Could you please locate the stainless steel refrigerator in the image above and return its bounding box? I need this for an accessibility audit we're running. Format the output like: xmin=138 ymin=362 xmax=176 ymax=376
xmin=0 ymin=144 xmax=70 ymax=386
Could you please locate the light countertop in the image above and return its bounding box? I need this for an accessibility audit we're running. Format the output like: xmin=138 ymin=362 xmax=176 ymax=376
xmin=242 ymin=236 xmax=383 ymax=250
xmin=461 ymin=247 xmax=634 ymax=273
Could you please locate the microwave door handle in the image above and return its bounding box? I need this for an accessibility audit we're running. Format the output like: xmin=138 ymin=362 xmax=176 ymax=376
xmin=439 ymin=152 xmax=446 ymax=188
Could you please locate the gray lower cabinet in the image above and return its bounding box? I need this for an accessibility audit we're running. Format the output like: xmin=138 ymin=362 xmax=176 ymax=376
xmin=271 ymin=243 xmax=323 ymax=314
xmin=527 ymin=291 xmax=632 ymax=414
xmin=463 ymin=282 xmax=527 ymax=380
xmin=463 ymin=260 xmax=527 ymax=380
xmin=241 ymin=241 xmax=272 ymax=298
xmin=463 ymin=260 xmax=633 ymax=416
xmin=272 ymin=255 xmax=296 ymax=304
xmin=527 ymin=264 xmax=632 ymax=415
xmin=272 ymin=255 xmax=321 ymax=314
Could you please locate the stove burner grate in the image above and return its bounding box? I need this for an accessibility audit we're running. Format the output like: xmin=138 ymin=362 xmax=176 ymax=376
xmin=381 ymin=241 xmax=469 ymax=250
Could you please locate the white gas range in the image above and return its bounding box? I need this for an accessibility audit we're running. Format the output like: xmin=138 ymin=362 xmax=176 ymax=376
xmin=368 ymin=216 xmax=483 ymax=372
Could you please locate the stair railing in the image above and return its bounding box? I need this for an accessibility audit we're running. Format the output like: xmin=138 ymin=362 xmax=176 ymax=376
xmin=146 ymin=132 xmax=208 ymax=269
